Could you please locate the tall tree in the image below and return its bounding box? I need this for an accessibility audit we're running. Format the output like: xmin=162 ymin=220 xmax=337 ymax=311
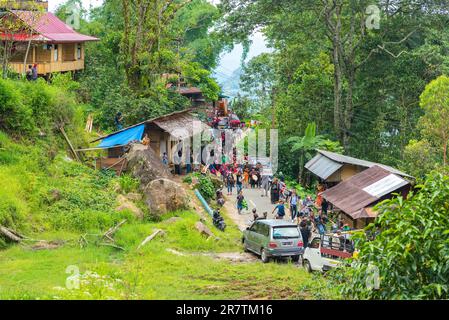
xmin=418 ymin=75 xmax=449 ymax=166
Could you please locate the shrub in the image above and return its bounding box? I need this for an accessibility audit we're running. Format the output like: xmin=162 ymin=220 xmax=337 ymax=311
xmin=118 ymin=174 xmax=140 ymax=194
xmin=196 ymin=175 xmax=215 ymax=202
xmin=0 ymin=79 xmax=35 ymax=134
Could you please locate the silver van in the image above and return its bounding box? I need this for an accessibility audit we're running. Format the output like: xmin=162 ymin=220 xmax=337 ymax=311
xmin=242 ymin=220 xmax=304 ymax=263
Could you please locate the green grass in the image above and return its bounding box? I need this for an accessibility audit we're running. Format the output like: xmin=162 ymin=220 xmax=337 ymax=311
xmin=0 ymin=211 xmax=339 ymax=300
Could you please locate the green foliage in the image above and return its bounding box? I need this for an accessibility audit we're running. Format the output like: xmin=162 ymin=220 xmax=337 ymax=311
xmin=74 ymin=0 xmax=223 ymax=131
xmin=219 ymin=0 xmax=449 ymax=178
xmin=402 ymin=139 xmax=440 ymax=181
xmin=418 ymin=75 xmax=449 ymax=166
xmin=182 ymin=175 xmax=193 ymax=184
xmin=197 ymin=175 xmax=215 ymax=202
xmin=338 ymin=172 xmax=449 ymax=299
xmin=0 ymin=78 xmax=83 ymax=147
xmin=0 ymin=133 xmax=132 ymax=234
xmin=287 ymin=122 xmax=342 ymax=183
xmin=118 ymin=174 xmax=140 ymax=194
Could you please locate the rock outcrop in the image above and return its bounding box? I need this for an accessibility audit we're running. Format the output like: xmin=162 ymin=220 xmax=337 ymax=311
xmin=126 ymin=144 xmax=191 ymax=216
xmin=143 ymin=178 xmax=190 ymax=215
xmin=116 ymin=194 xmax=144 ymax=220
xmin=126 ymin=144 xmax=171 ymax=186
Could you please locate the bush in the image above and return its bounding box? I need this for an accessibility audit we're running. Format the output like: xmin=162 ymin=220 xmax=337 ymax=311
xmin=118 ymin=174 xmax=140 ymax=194
xmin=196 ymin=175 xmax=215 ymax=202
xmin=0 ymin=79 xmax=35 ymax=134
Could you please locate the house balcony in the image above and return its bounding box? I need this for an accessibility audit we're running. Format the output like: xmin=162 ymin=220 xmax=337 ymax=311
xmin=9 ymin=42 xmax=85 ymax=75
xmin=10 ymin=59 xmax=85 ymax=75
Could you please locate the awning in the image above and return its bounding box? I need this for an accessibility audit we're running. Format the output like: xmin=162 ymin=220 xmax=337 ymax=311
xmin=97 ymin=124 xmax=145 ymax=148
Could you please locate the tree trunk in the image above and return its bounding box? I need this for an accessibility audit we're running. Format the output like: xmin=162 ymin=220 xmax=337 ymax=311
xmin=23 ymin=40 xmax=32 ymax=75
xmin=343 ymin=69 xmax=354 ymax=150
xmin=298 ymin=151 xmax=305 ymax=184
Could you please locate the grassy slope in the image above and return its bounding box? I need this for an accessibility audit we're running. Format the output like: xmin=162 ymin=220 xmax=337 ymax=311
xmin=0 ymin=134 xmax=338 ymax=300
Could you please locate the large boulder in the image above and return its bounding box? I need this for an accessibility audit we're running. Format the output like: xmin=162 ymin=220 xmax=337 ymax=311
xmin=126 ymin=144 xmax=171 ymax=186
xmin=143 ymin=178 xmax=190 ymax=215
xmin=116 ymin=194 xmax=145 ymax=220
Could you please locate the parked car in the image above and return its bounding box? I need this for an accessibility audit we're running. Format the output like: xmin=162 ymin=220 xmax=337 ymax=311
xmin=302 ymin=232 xmax=356 ymax=272
xmin=242 ymin=220 xmax=304 ymax=263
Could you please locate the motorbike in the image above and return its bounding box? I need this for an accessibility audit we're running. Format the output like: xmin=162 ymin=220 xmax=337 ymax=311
xmin=213 ymin=210 xmax=226 ymax=231
xmin=216 ymin=188 xmax=225 ymax=207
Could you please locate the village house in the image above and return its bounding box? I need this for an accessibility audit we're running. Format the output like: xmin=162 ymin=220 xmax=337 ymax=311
xmin=305 ymin=149 xmax=412 ymax=187
xmin=90 ymin=109 xmax=210 ymax=174
xmin=1 ymin=0 xmax=98 ymax=76
xmin=321 ymin=165 xmax=412 ymax=229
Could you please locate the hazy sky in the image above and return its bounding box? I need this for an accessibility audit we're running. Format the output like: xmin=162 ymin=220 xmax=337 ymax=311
xmin=48 ymin=0 xmax=270 ymax=74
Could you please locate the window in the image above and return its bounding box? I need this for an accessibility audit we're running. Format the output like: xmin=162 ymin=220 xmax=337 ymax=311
xmin=260 ymin=224 xmax=269 ymax=237
xmin=77 ymin=44 xmax=82 ymax=60
xmin=250 ymin=222 xmax=260 ymax=233
xmin=53 ymin=44 xmax=58 ymax=61
xmin=272 ymin=226 xmax=300 ymax=239
xmin=309 ymin=238 xmax=321 ymax=249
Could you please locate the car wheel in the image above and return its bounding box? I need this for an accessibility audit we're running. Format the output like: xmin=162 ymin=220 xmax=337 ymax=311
xmin=303 ymin=259 xmax=312 ymax=273
xmin=291 ymin=255 xmax=300 ymax=263
xmin=261 ymin=249 xmax=270 ymax=263
xmin=242 ymin=239 xmax=249 ymax=252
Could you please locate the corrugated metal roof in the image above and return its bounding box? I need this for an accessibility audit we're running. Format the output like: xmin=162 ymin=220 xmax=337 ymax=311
xmin=305 ymin=153 xmax=343 ymax=180
xmin=322 ymin=166 xmax=410 ymax=219
xmin=363 ymin=174 xmax=409 ymax=198
xmin=10 ymin=10 xmax=98 ymax=42
xmin=316 ymin=150 xmax=412 ymax=178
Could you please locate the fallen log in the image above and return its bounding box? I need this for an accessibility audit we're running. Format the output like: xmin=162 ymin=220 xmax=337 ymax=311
xmin=0 ymin=225 xmax=24 ymax=242
xmin=103 ymin=219 xmax=127 ymax=241
xmin=137 ymin=229 xmax=165 ymax=249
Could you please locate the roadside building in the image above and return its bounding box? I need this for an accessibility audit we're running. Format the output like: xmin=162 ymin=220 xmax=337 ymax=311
xmin=321 ymin=166 xmax=412 ymax=229
xmin=305 ymin=149 xmax=412 ymax=187
xmin=90 ymin=109 xmax=210 ymax=173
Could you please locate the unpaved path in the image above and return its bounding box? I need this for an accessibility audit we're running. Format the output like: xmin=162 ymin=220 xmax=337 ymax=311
xmin=166 ymin=248 xmax=257 ymax=263
xmin=224 ymin=186 xmax=279 ymax=231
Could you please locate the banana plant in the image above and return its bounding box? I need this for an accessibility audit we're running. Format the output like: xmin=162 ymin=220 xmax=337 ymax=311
xmin=287 ymin=122 xmax=343 ymax=184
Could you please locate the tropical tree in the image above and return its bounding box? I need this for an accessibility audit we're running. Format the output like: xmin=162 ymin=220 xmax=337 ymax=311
xmin=287 ymin=122 xmax=342 ymax=184
xmin=418 ymin=75 xmax=449 ymax=167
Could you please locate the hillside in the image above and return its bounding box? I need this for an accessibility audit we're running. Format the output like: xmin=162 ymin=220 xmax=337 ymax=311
xmin=0 ymin=78 xmax=336 ymax=300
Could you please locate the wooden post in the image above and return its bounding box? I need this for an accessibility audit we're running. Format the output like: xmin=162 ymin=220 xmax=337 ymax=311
xmin=32 ymin=45 xmax=36 ymax=64
xmin=59 ymin=126 xmax=80 ymax=162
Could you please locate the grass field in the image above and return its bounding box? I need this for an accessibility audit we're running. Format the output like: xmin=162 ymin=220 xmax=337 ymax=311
xmin=0 ymin=211 xmax=338 ymax=300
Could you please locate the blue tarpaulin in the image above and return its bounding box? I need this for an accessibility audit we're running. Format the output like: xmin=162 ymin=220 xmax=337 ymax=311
xmin=98 ymin=124 xmax=145 ymax=148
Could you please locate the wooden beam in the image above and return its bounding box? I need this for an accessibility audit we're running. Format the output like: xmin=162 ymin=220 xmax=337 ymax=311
xmin=59 ymin=126 xmax=80 ymax=162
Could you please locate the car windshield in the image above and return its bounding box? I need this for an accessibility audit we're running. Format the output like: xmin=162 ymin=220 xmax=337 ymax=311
xmin=272 ymin=227 xmax=300 ymax=239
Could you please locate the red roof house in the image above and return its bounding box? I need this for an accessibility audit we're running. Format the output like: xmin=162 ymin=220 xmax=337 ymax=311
xmin=1 ymin=7 xmax=98 ymax=75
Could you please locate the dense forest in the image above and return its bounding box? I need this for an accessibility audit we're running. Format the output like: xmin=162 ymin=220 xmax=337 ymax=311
xmin=222 ymin=0 xmax=449 ymax=182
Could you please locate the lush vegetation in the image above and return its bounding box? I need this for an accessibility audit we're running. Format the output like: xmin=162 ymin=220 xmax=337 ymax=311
xmin=220 ymin=0 xmax=449 ymax=181
xmin=53 ymin=0 xmax=224 ymax=132
xmin=334 ymin=172 xmax=449 ymax=299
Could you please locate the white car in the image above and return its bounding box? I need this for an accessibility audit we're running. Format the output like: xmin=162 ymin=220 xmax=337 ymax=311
xmin=302 ymin=234 xmax=355 ymax=272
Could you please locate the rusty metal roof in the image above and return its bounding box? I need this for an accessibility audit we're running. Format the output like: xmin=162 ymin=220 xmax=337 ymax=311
xmin=305 ymin=149 xmax=412 ymax=179
xmin=322 ymin=166 xmax=410 ymax=219
xmin=153 ymin=112 xmax=209 ymax=140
